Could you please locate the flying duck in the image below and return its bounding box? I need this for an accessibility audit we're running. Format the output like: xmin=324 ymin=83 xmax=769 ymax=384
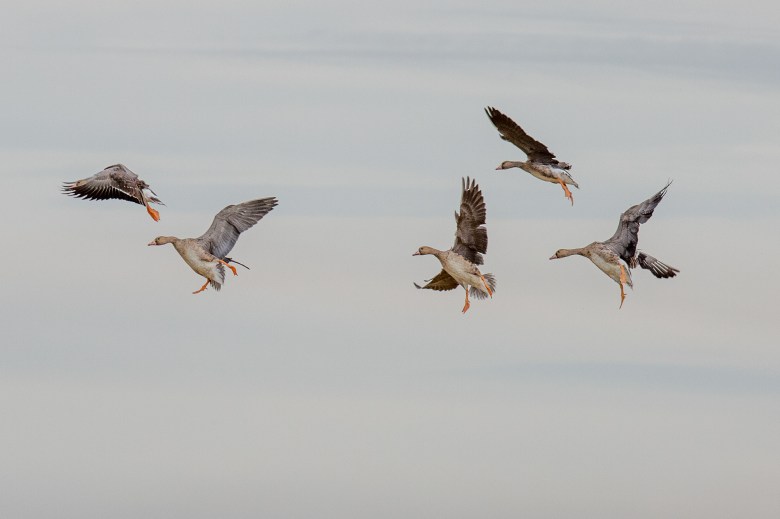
xmin=148 ymin=197 xmax=277 ymax=294
xmin=62 ymin=164 xmax=164 ymax=221
xmin=549 ymin=182 xmax=679 ymax=307
xmin=485 ymin=106 xmax=579 ymax=205
xmin=413 ymin=177 xmax=496 ymax=313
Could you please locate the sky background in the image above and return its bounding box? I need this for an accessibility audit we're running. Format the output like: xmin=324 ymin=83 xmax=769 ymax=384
xmin=2 ymin=1 xmax=779 ymax=517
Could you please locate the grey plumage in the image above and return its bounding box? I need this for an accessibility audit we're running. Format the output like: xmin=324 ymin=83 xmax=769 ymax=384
xmin=196 ymin=197 xmax=278 ymax=261
xmin=604 ymin=181 xmax=679 ymax=278
xmin=62 ymin=164 xmax=163 ymax=206
xmin=469 ymin=273 xmax=496 ymax=300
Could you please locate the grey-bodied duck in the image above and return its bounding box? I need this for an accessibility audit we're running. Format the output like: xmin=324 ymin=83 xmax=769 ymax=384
xmin=62 ymin=164 xmax=164 ymax=221
xmin=550 ymin=182 xmax=679 ymax=307
xmin=149 ymin=197 xmax=277 ymax=294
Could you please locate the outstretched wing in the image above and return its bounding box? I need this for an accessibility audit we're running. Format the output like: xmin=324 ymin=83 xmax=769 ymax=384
xmin=452 ymin=177 xmax=488 ymax=265
xmin=196 ymin=197 xmax=278 ymax=259
xmin=485 ymin=106 xmax=566 ymax=167
xmin=604 ymin=182 xmax=672 ymax=265
xmin=62 ymin=164 xmax=144 ymax=205
xmin=414 ymin=269 xmax=459 ymax=291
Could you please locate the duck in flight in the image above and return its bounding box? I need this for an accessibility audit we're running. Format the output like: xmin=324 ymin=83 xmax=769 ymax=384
xmin=485 ymin=106 xmax=579 ymax=205
xmin=62 ymin=164 xmax=164 ymax=221
xmin=413 ymin=177 xmax=496 ymax=313
xmin=148 ymin=197 xmax=277 ymax=294
xmin=549 ymin=182 xmax=679 ymax=308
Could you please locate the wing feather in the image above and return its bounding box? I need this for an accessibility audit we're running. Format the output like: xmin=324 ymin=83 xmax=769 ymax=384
xmin=485 ymin=106 xmax=566 ymax=166
xmin=414 ymin=269 xmax=459 ymax=292
xmin=62 ymin=164 xmax=143 ymax=205
xmin=452 ymin=177 xmax=488 ymax=265
xmin=197 ymin=197 xmax=278 ymax=259
xmin=604 ymin=182 xmax=672 ymax=264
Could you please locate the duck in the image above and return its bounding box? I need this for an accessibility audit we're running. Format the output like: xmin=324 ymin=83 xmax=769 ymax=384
xmin=413 ymin=177 xmax=496 ymax=313
xmin=62 ymin=164 xmax=164 ymax=221
xmin=148 ymin=197 xmax=277 ymax=294
xmin=549 ymin=182 xmax=679 ymax=308
xmin=485 ymin=106 xmax=579 ymax=205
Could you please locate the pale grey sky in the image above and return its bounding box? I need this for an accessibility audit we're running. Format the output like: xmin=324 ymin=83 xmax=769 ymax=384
xmin=2 ymin=1 xmax=779 ymax=518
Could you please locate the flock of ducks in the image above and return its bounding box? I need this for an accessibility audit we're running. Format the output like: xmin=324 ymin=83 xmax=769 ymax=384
xmin=62 ymin=107 xmax=679 ymax=310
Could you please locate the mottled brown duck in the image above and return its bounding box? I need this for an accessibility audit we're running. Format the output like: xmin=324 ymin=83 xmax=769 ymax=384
xmin=413 ymin=177 xmax=496 ymax=313
xmin=485 ymin=106 xmax=579 ymax=205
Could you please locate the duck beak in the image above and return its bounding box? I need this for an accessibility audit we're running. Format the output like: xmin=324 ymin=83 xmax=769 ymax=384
xmin=549 ymin=254 xmax=557 ymax=260
xmin=148 ymin=240 xmax=158 ymax=246
xmin=412 ymin=251 xmax=420 ymax=256
xmin=495 ymin=165 xmax=502 ymax=170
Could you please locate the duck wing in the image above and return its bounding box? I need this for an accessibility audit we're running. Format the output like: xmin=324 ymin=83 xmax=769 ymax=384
xmin=604 ymin=182 xmax=672 ymax=265
xmin=414 ymin=269 xmax=459 ymax=291
xmin=196 ymin=197 xmax=277 ymax=259
xmin=452 ymin=177 xmax=488 ymax=265
xmin=62 ymin=164 xmax=146 ymax=205
xmin=485 ymin=106 xmax=566 ymax=167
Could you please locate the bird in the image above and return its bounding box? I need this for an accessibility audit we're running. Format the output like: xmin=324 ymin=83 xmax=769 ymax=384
xmin=62 ymin=164 xmax=164 ymax=221
xmin=485 ymin=106 xmax=579 ymax=205
xmin=413 ymin=177 xmax=496 ymax=313
xmin=148 ymin=197 xmax=277 ymax=294
xmin=549 ymin=182 xmax=679 ymax=308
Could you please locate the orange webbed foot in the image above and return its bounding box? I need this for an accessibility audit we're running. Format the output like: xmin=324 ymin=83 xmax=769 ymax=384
xmin=619 ymin=265 xmax=627 ymax=309
xmin=217 ymin=259 xmax=238 ymax=276
xmin=193 ymin=280 xmax=209 ymax=294
xmin=481 ymin=275 xmax=493 ymax=298
xmin=146 ymin=203 xmax=161 ymax=222
xmin=559 ymin=180 xmax=574 ymax=206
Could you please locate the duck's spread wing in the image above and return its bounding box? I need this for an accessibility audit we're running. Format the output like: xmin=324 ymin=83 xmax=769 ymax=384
xmin=414 ymin=269 xmax=459 ymax=291
xmin=62 ymin=164 xmax=143 ymax=205
xmin=196 ymin=197 xmax=277 ymax=259
xmin=452 ymin=177 xmax=488 ymax=265
xmin=604 ymin=182 xmax=671 ymax=264
xmin=485 ymin=106 xmax=560 ymax=165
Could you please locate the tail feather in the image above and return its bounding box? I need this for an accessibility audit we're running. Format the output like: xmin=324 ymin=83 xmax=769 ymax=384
xmin=209 ymin=262 xmax=225 ymax=291
xmin=470 ymin=273 xmax=497 ymax=300
xmin=637 ymin=252 xmax=679 ymax=279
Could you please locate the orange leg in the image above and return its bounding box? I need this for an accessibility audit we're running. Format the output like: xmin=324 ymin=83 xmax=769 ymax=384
xmin=558 ymin=179 xmax=574 ymax=206
xmin=146 ymin=203 xmax=161 ymax=222
xmin=217 ymin=259 xmax=238 ymax=276
xmin=462 ymin=289 xmax=471 ymax=314
xmin=193 ymin=279 xmax=209 ymax=294
xmin=481 ymin=275 xmax=493 ymax=298
xmin=619 ymin=265 xmax=627 ymax=309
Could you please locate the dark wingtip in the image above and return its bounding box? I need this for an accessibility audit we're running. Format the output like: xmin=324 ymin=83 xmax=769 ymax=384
xmin=413 ymin=282 xmax=422 ymax=290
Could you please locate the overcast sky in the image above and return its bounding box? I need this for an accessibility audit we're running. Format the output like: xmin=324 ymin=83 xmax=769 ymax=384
xmin=2 ymin=1 xmax=779 ymax=518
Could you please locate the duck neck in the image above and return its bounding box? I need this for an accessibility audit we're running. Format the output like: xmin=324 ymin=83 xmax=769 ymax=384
xmin=504 ymin=160 xmax=526 ymax=169
xmin=557 ymin=247 xmax=587 ymax=258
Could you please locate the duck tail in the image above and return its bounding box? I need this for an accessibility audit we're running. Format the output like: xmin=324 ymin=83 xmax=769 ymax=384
xmin=470 ymin=273 xmax=496 ymax=300
xmin=209 ymin=262 xmax=225 ymax=291
xmin=637 ymin=252 xmax=679 ymax=279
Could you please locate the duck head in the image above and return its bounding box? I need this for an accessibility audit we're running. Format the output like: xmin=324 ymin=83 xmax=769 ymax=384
xmin=148 ymin=236 xmax=177 ymax=246
xmin=413 ymin=246 xmax=438 ymax=256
